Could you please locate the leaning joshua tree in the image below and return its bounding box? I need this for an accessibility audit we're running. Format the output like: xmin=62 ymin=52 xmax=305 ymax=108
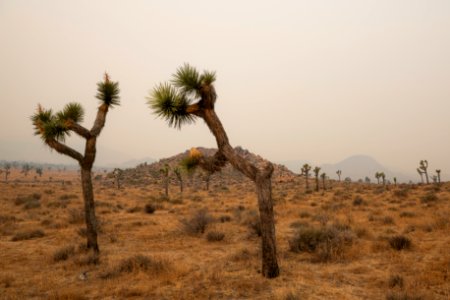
xmin=31 ymin=74 xmax=120 ymax=253
xmin=148 ymin=64 xmax=279 ymax=278
xmin=301 ymin=163 xmax=311 ymax=191
xmin=419 ymin=160 xmax=429 ymax=184
xmin=313 ymin=166 xmax=321 ymax=192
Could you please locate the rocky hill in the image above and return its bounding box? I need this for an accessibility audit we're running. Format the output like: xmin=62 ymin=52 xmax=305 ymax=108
xmin=119 ymin=147 xmax=295 ymax=187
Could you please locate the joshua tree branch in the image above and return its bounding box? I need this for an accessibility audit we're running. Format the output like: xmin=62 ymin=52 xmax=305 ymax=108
xmin=90 ymin=104 xmax=109 ymax=137
xmin=46 ymin=139 xmax=83 ymax=162
xmin=66 ymin=121 xmax=91 ymax=139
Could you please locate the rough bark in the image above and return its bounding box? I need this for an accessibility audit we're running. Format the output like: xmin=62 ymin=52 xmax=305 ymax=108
xmin=197 ymin=86 xmax=279 ymax=278
xmin=80 ymin=167 xmax=99 ymax=253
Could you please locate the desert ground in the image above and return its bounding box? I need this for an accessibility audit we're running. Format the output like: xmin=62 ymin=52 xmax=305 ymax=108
xmin=0 ymin=168 xmax=449 ymax=299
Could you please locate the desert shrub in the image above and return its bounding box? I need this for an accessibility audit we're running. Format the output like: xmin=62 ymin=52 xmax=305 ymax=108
xmin=393 ymin=188 xmax=409 ymax=198
xmin=53 ymin=245 xmax=75 ymax=262
xmin=15 ymin=193 xmax=41 ymax=208
xmin=144 ymin=203 xmax=156 ymax=214
xmin=399 ymin=211 xmax=416 ymax=218
xmin=0 ymin=215 xmax=16 ymax=225
xmin=284 ymin=291 xmax=301 ymax=300
xmin=382 ymin=216 xmax=395 ymax=225
xmin=352 ymin=195 xmax=365 ymax=206
xmin=127 ymin=206 xmax=142 ymax=213
xmin=100 ymin=255 xmax=169 ymax=279
xmin=385 ymin=291 xmax=423 ymax=300
xmin=24 ymin=200 xmax=41 ymax=209
xmin=11 ymin=229 xmax=45 ymax=241
xmin=420 ymin=192 xmax=438 ymax=203
xmin=180 ymin=209 xmax=213 ymax=235
xmin=48 ymin=291 xmax=88 ymax=300
xmin=68 ymin=209 xmax=84 ymax=224
xmin=388 ymin=274 xmax=404 ymax=289
xmin=59 ymin=194 xmax=78 ymax=201
xmin=219 ymin=215 xmax=232 ymax=223
xmin=289 ymin=224 xmax=354 ymax=262
xmin=206 ymin=231 xmax=225 ymax=242
xmin=299 ymin=211 xmax=311 ymax=218
xmin=44 ymin=189 xmax=55 ymax=195
xmin=75 ymin=253 xmax=100 ymax=266
xmin=388 ymin=235 xmax=411 ymax=251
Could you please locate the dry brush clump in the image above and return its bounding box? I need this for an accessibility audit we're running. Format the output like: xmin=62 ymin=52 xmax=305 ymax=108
xmin=11 ymin=229 xmax=45 ymax=241
xmin=180 ymin=208 xmax=213 ymax=235
xmin=289 ymin=223 xmax=355 ymax=262
xmin=99 ymin=255 xmax=170 ymax=279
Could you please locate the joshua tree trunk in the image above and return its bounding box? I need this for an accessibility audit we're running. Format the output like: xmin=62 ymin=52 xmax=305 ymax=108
xmin=315 ymin=176 xmax=319 ymax=192
xmin=197 ymin=96 xmax=279 ymax=278
xmin=80 ymin=166 xmax=99 ymax=253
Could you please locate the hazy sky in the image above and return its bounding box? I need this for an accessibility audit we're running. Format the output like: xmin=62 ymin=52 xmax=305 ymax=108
xmin=1 ymin=0 xmax=449 ymax=178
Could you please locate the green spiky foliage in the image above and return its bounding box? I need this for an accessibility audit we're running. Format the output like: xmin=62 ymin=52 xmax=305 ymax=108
xmin=57 ymin=103 xmax=85 ymax=123
xmin=149 ymin=83 xmax=195 ymax=129
xmin=31 ymin=106 xmax=69 ymax=142
xmin=96 ymin=73 xmax=120 ymax=106
xmin=148 ymin=64 xmax=216 ymax=129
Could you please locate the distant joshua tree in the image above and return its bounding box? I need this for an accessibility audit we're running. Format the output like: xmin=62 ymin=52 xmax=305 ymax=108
xmin=113 ymin=168 xmax=123 ymax=190
xmin=364 ymin=176 xmax=371 ymax=184
xmin=301 ymin=164 xmax=311 ymax=191
xmin=160 ymin=164 xmax=170 ymax=198
xmin=336 ymin=170 xmax=342 ymax=182
xmin=380 ymin=172 xmax=386 ymax=186
xmin=320 ymin=172 xmax=327 ymax=190
xmin=173 ymin=166 xmax=184 ymax=194
xmin=2 ymin=163 xmax=11 ymax=183
xmin=436 ymin=169 xmax=441 ymax=184
xmin=375 ymin=172 xmax=381 ymax=184
xmin=148 ymin=64 xmax=279 ymax=278
xmin=21 ymin=164 xmax=32 ymax=177
xmin=393 ymin=177 xmax=397 ymax=186
xmin=416 ymin=168 xmax=424 ymax=184
xmin=31 ymin=73 xmax=120 ymax=253
xmin=313 ymin=166 xmax=321 ymax=192
xmin=35 ymin=167 xmax=43 ymax=178
xmin=419 ymin=160 xmax=429 ymax=184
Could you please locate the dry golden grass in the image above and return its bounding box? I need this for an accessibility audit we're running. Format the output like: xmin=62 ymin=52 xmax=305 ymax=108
xmin=1 ymin=169 xmax=449 ymax=299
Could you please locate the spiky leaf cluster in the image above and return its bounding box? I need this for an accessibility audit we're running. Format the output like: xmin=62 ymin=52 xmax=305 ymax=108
xmin=149 ymin=64 xmax=216 ymax=129
xmin=96 ymin=74 xmax=120 ymax=107
xmin=57 ymin=102 xmax=85 ymax=123
xmin=31 ymin=103 xmax=85 ymax=143
xmin=149 ymin=83 xmax=195 ymax=129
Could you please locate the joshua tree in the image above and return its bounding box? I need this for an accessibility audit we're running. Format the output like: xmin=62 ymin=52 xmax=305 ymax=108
xmin=113 ymin=168 xmax=123 ymax=190
xmin=35 ymin=167 xmax=43 ymax=178
xmin=320 ymin=172 xmax=327 ymax=190
xmin=148 ymin=64 xmax=279 ymax=278
xmin=173 ymin=166 xmax=184 ymax=194
xmin=393 ymin=177 xmax=397 ymax=186
xmin=336 ymin=170 xmax=342 ymax=182
xmin=31 ymin=73 xmax=120 ymax=253
xmin=380 ymin=172 xmax=386 ymax=186
xmin=375 ymin=172 xmax=381 ymax=184
xmin=313 ymin=166 xmax=321 ymax=192
xmin=301 ymin=164 xmax=311 ymax=191
xmin=419 ymin=160 xmax=429 ymax=184
xmin=160 ymin=164 xmax=170 ymax=198
xmin=364 ymin=176 xmax=371 ymax=184
xmin=436 ymin=169 xmax=441 ymax=184
xmin=416 ymin=168 xmax=424 ymax=184
xmin=21 ymin=164 xmax=32 ymax=177
xmin=2 ymin=163 xmax=11 ymax=183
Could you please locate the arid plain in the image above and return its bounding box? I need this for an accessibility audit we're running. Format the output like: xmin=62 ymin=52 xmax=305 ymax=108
xmin=0 ymin=166 xmax=449 ymax=300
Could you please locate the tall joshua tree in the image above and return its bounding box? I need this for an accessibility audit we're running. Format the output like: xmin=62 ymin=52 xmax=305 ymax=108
xmin=436 ymin=169 xmax=441 ymax=184
xmin=320 ymin=172 xmax=327 ymax=190
xmin=301 ymin=164 xmax=311 ymax=191
xmin=31 ymin=73 xmax=120 ymax=253
xmin=313 ymin=166 xmax=321 ymax=192
xmin=336 ymin=170 xmax=342 ymax=182
xmin=148 ymin=64 xmax=279 ymax=278
xmin=380 ymin=172 xmax=386 ymax=186
xmin=419 ymin=160 xmax=429 ymax=184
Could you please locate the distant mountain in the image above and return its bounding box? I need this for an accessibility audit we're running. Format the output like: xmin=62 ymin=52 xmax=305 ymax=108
xmin=278 ymin=155 xmax=415 ymax=183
